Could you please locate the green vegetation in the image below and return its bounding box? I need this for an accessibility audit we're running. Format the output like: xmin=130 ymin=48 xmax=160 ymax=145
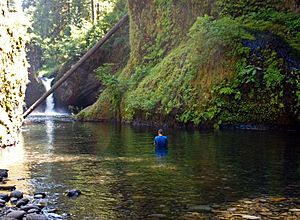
xmin=78 ymin=0 xmax=300 ymax=128
xmin=25 ymin=0 xmax=127 ymax=77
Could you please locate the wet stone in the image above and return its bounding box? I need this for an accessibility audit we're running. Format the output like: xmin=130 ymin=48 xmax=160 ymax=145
xmin=16 ymin=198 xmax=29 ymax=207
xmin=10 ymin=190 xmax=23 ymax=199
xmin=241 ymin=214 xmax=261 ymax=219
xmin=6 ymin=210 xmax=26 ymax=219
xmin=289 ymin=208 xmax=300 ymax=212
xmin=0 ymin=193 xmax=9 ymax=202
xmin=34 ymin=193 xmax=46 ymax=199
xmin=21 ymin=204 xmax=41 ymax=212
xmin=27 ymin=208 xmax=41 ymax=214
xmin=147 ymin=213 xmax=167 ymax=218
xmin=0 ymin=169 xmax=8 ymax=178
xmin=187 ymin=205 xmax=212 ymax=213
xmin=65 ymin=189 xmax=81 ymax=198
xmin=10 ymin=197 xmax=18 ymax=204
xmin=25 ymin=213 xmax=49 ymax=220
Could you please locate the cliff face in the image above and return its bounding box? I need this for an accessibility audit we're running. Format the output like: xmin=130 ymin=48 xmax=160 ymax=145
xmin=25 ymin=41 xmax=46 ymax=112
xmin=53 ymin=24 xmax=130 ymax=113
xmin=0 ymin=3 xmax=28 ymax=146
xmin=78 ymin=0 xmax=300 ymax=128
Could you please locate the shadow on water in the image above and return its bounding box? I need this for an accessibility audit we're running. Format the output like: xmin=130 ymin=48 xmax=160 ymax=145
xmin=1 ymin=116 xmax=300 ymax=218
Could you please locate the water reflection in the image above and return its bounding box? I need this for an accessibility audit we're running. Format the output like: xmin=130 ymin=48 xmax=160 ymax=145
xmin=4 ymin=118 xmax=300 ymax=219
xmin=0 ymin=135 xmax=31 ymax=193
xmin=45 ymin=119 xmax=54 ymax=150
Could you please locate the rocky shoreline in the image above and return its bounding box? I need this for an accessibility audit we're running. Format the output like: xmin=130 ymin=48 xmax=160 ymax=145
xmin=178 ymin=197 xmax=300 ymax=220
xmin=0 ymin=169 xmax=80 ymax=220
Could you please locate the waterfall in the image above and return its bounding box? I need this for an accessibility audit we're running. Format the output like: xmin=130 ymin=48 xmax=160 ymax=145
xmin=41 ymin=77 xmax=56 ymax=114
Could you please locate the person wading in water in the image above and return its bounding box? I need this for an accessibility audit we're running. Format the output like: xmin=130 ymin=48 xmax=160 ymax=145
xmin=154 ymin=129 xmax=168 ymax=148
xmin=154 ymin=129 xmax=168 ymax=159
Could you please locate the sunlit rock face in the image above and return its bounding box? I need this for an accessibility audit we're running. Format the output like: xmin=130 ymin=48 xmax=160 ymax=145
xmin=0 ymin=3 xmax=28 ymax=147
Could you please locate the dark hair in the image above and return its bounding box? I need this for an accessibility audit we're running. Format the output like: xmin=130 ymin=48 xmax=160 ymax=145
xmin=158 ymin=129 xmax=164 ymax=135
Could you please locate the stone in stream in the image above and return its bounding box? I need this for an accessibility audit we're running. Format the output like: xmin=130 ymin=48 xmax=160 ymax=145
xmin=10 ymin=197 xmax=19 ymax=204
xmin=34 ymin=193 xmax=47 ymax=199
xmin=10 ymin=190 xmax=23 ymax=199
xmin=0 ymin=193 xmax=9 ymax=202
xmin=6 ymin=210 xmax=26 ymax=219
xmin=27 ymin=208 xmax=41 ymax=214
xmin=21 ymin=204 xmax=41 ymax=212
xmin=65 ymin=189 xmax=81 ymax=198
xmin=187 ymin=205 xmax=213 ymax=213
xmin=16 ymin=198 xmax=29 ymax=207
xmin=241 ymin=214 xmax=261 ymax=219
xmin=147 ymin=213 xmax=167 ymax=218
xmin=0 ymin=169 xmax=8 ymax=178
xmin=0 ymin=202 xmax=6 ymax=208
xmin=25 ymin=213 xmax=49 ymax=220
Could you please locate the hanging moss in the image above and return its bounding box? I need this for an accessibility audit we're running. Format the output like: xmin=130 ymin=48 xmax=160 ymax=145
xmin=0 ymin=3 xmax=28 ymax=147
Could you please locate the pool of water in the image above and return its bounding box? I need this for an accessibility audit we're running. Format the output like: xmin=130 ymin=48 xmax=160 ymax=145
xmin=1 ymin=116 xmax=300 ymax=219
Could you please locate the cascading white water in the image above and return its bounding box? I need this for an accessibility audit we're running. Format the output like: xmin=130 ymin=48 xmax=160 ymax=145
xmin=41 ymin=78 xmax=55 ymax=114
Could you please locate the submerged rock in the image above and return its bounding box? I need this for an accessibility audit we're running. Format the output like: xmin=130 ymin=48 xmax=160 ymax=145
xmin=187 ymin=205 xmax=212 ymax=213
xmin=65 ymin=189 xmax=81 ymax=198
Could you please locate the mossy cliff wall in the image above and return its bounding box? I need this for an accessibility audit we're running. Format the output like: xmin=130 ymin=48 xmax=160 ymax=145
xmin=78 ymin=0 xmax=300 ymax=129
xmin=0 ymin=3 xmax=28 ymax=146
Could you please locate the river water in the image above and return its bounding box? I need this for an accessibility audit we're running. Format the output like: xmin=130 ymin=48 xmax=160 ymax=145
xmin=0 ymin=116 xmax=300 ymax=219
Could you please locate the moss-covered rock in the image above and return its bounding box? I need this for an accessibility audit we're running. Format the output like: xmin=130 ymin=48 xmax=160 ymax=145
xmin=0 ymin=3 xmax=28 ymax=146
xmin=78 ymin=0 xmax=300 ymax=129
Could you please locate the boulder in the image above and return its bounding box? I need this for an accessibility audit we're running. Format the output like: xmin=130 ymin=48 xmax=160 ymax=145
xmin=10 ymin=190 xmax=23 ymax=199
xmin=25 ymin=213 xmax=49 ymax=220
xmin=16 ymin=198 xmax=29 ymax=207
xmin=21 ymin=204 xmax=41 ymax=212
xmin=6 ymin=210 xmax=26 ymax=219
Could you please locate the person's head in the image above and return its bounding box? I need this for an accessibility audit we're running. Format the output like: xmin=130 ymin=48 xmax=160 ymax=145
xmin=158 ymin=129 xmax=164 ymax=135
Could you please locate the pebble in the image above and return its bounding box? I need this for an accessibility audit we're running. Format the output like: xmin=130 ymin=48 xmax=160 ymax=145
xmin=289 ymin=208 xmax=300 ymax=212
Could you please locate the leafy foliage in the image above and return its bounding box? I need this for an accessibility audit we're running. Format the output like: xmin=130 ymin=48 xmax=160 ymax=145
xmin=79 ymin=0 xmax=300 ymax=127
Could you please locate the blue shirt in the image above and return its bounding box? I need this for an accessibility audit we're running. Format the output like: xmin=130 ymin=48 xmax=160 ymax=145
xmin=154 ymin=135 xmax=168 ymax=148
